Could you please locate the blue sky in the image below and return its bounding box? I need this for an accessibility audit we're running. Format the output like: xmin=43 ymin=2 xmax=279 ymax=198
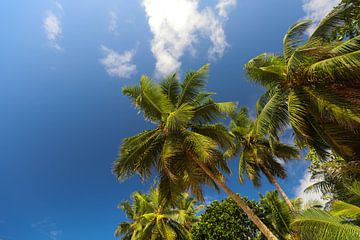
xmin=0 ymin=0 xmax=340 ymax=239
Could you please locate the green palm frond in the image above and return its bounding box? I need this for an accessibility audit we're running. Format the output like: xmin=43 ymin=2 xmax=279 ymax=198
xmin=308 ymin=50 xmax=360 ymax=82
xmin=309 ymin=4 xmax=349 ymax=42
xmin=292 ymin=209 xmax=360 ymax=240
xmin=160 ymin=72 xmax=180 ymax=105
xmin=192 ymin=124 xmax=233 ymax=150
xmin=177 ymin=64 xmax=209 ymax=106
xmin=139 ymin=75 xmax=173 ymax=121
xmin=331 ymin=200 xmax=360 ymax=220
xmin=192 ymin=99 xmax=237 ymax=124
xmin=164 ymin=104 xmax=194 ymax=133
xmin=244 ymin=53 xmax=285 ymax=89
xmin=283 ymin=19 xmax=312 ymax=61
xmin=288 ymin=90 xmax=329 ymax=158
xmin=254 ymin=88 xmax=289 ymax=137
xmin=331 ymin=35 xmax=360 ymax=54
xmin=271 ymin=141 xmax=300 ymax=160
xmin=114 ymin=129 xmax=163 ymax=180
xmin=304 ymin=87 xmax=360 ymax=129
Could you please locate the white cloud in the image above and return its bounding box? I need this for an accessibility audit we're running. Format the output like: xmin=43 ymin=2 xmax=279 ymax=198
xmin=43 ymin=3 xmax=63 ymax=50
xmin=295 ymin=171 xmax=327 ymax=207
xmin=302 ymin=0 xmax=341 ymax=33
xmin=100 ymin=46 xmax=137 ymax=79
xmin=216 ymin=0 xmax=236 ymax=18
xmin=32 ymin=218 xmax=62 ymax=240
xmin=142 ymin=0 xmax=236 ymax=76
xmin=108 ymin=11 xmax=118 ymax=34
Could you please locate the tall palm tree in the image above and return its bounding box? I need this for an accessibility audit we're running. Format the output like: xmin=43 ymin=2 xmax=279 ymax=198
xmin=115 ymin=187 xmax=201 ymax=239
xmin=244 ymin=5 xmax=360 ymax=162
xmin=226 ymin=107 xmax=300 ymax=211
xmin=114 ymin=65 xmax=278 ymax=239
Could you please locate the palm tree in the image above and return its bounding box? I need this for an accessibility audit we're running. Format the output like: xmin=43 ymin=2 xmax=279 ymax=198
xmin=114 ymin=65 xmax=278 ymax=239
xmin=244 ymin=5 xmax=360 ymax=162
xmin=291 ymin=182 xmax=360 ymax=240
xmin=226 ymin=107 xmax=300 ymax=211
xmin=115 ymin=186 xmax=202 ymax=239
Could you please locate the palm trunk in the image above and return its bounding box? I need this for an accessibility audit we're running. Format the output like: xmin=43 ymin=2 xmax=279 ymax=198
xmin=263 ymin=168 xmax=295 ymax=212
xmin=196 ymin=160 xmax=278 ymax=240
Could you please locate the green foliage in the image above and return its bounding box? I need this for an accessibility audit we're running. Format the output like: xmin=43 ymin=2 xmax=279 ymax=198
xmin=245 ymin=4 xmax=360 ymax=162
xmin=331 ymin=1 xmax=360 ymax=40
xmin=292 ymin=208 xmax=360 ymax=240
xmin=226 ymin=107 xmax=300 ymax=203
xmin=115 ymin=64 xmax=237 ymax=203
xmin=191 ymin=197 xmax=264 ymax=240
xmin=115 ymin=186 xmax=203 ymax=239
xmin=292 ymin=182 xmax=360 ymax=240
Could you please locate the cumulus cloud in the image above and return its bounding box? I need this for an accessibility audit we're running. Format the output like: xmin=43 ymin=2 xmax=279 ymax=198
xmin=295 ymin=171 xmax=327 ymax=207
xmin=302 ymin=0 xmax=341 ymax=33
xmin=108 ymin=11 xmax=118 ymax=34
xmin=100 ymin=46 xmax=137 ymax=79
xmin=142 ymin=0 xmax=236 ymax=76
xmin=43 ymin=3 xmax=63 ymax=50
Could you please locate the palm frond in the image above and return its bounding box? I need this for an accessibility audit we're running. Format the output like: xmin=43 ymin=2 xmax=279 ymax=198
xmin=292 ymin=209 xmax=360 ymax=240
xmin=245 ymin=53 xmax=285 ymax=89
xmin=254 ymin=89 xmax=289 ymax=137
xmin=192 ymin=99 xmax=237 ymax=124
xmin=160 ymin=72 xmax=181 ymax=106
xmin=192 ymin=124 xmax=234 ymax=150
xmin=309 ymin=4 xmax=349 ymax=42
xmin=331 ymin=200 xmax=360 ymax=220
xmin=177 ymin=64 xmax=209 ymax=106
xmin=283 ymin=19 xmax=312 ymax=62
xmin=113 ymin=129 xmax=163 ymax=180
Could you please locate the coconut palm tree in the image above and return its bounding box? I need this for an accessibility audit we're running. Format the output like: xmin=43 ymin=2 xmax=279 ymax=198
xmin=226 ymin=107 xmax=300 ymax=211
xmin=244 ymin=5 xmax=360 ymax=162
xmin=115 ymin=187 xmax=201 ymax=239
xmin=114 ymin=65 xmax=278 ymax=239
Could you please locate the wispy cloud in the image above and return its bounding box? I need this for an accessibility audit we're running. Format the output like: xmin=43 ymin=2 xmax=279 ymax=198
xmin=32 ymin=218 xmax=62 ymax=240
xmin=294 ymin=171 xmax=326 ymax=207
xmin=302 ymin=0 xmax=341 ymax=33
xmin=108 ymin=11 xmax=118 ymax=34
xmin=100 ymin=46 xmax=137 ymax=79
xmin=43 ymin=2 xmax=63 ymax=50
xmin=142 ymin=0 xmax=236 ymax=76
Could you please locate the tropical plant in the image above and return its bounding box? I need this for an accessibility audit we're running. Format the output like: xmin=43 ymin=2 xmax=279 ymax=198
xmin=191 ymin=196 xmax=265 ymax=240
xmin=244 ymin=5 xmax=360 ymax=162
xmin=292 ymin=182 xmax=360 ymax=240
xmin=260 ymin=191 xmax=302 ymax=240
xmin=226 ymin=107 xmax=300 ymax=211
xmin=304 ymin=149 xmax=360 ymax=204
xmin=113 ymin=65 xmax=278 ymax=239
xmin=331 ymin=0 xmax=360 ymax=40
xmin=115 ymin=186 xmax=202 ymax=239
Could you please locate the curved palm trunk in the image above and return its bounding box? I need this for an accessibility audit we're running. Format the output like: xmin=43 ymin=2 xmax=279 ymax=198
xmin=263 ymin=168 xmax=295 ymax=212
xmin=196 ymin=160 xmax=278 ymax=240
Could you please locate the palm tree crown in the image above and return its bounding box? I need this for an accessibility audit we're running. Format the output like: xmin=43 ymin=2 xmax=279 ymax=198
xmin=244 ymin=6 xmax=360 ymax=161
xmin=114 ymin=64 xmax=236 ymax=202
xmin=115 ymin=186 xmax=203 ymax=239
xmin=226 ymin=107 xmax=299 ymax=210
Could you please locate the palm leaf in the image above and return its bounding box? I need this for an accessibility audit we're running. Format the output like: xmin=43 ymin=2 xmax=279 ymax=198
xmin=292 ymin=209 xmax=360 ymax=240
xmin=283 ymin=19 xmax=312 ymax=62
xmin=177 ymin=64 xmax=209 ymax=106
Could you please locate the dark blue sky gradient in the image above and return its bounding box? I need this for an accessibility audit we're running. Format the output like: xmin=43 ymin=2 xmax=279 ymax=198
xmin=1 ymin=0 xmax=308 ymax=239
